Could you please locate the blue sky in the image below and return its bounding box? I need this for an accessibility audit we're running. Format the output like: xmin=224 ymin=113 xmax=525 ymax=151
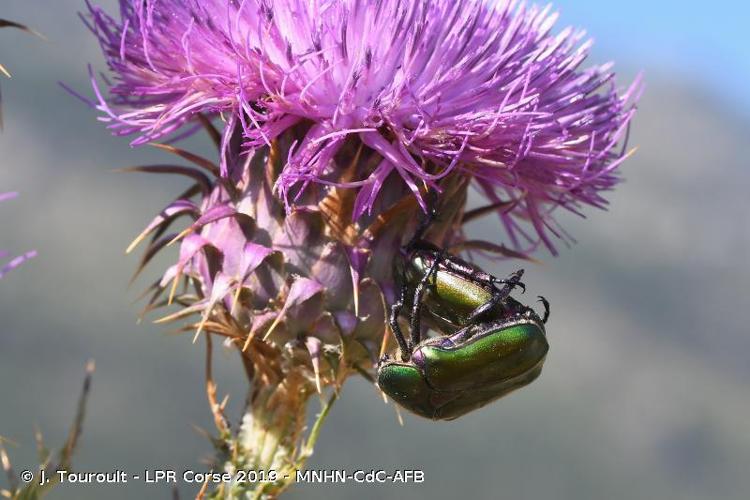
xmin=554 ymin=0 xmax=750 ymax=114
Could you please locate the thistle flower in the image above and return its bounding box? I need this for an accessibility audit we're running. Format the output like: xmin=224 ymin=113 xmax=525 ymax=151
xmin=86 ymin=0 xmax=640 ymax=254
xmin=82 ymin=0 xmax=639 ymax=495
xmin=0 ymin=192 xmax=36 ymax=279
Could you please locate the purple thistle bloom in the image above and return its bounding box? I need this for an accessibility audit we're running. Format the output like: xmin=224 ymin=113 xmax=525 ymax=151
xmin=0 ymin=192 xmax=36 ymax=278
xmin=85 ymin=0 xmax=640 ymax=254
xmin=81 ymin=2 xmax=641 ymax=492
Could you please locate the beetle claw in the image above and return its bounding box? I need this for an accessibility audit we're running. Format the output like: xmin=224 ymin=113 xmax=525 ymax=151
xmin=490 ymin=270 xmax=526 ymax=295
xmin=536 ymin=296 xmax=551 ymax=324
xmin=493 ymin=279 xmax=526 ymax=293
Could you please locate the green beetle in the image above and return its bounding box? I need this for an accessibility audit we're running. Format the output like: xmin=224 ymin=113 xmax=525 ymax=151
xmin=400 ymin=241 xmax=533 ymax=330
xmin=377 ymin=235 xmax=549 ymax=420
xmin=377 ymin=315 xmax=548 ymax=420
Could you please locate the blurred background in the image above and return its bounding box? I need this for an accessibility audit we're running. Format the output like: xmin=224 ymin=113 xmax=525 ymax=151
xmin=1 ymin=1 xmax=748 ymax=499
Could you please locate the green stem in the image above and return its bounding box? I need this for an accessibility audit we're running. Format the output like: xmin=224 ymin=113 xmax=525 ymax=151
xmin=216 ymin=370 xmax=343 ymax=499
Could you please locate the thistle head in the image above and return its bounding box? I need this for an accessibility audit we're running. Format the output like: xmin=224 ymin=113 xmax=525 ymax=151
xmin=85 ymin=0 xmax=641 ymax=402
xmin=83 ymin=0 xmax=640 ymax=488
xmin=128 ymin=129 xmax=459 ymax=395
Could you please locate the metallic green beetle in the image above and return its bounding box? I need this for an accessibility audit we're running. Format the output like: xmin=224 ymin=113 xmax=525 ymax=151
xmin=399 ymin=241 xmax=537 ymax=333
xmin=377 ymin=315 xmax=548 ymax=420
xmin=377 ymin=231 xmax=550 ymax=420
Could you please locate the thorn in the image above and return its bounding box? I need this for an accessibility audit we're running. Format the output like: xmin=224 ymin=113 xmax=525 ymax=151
xmin=167 ymin=273 xmax=180 ymax=305
xmin=305 ymin=337 xmax=323 ymax=394
xmin=219 ymin=394 xmax=229 ymax=412
xmin=261 ymin=313 xmax=284 ymax=342
xmin=241 ymin=331 xmax=255 ymax=352
xmin=153 ymin=312 xmax=180 ymax=324
xmin=126 ymin=230 xmax=150 ymax=254
xmin=192 ymin=327 xmax=204 ymax=344
xmin=230 ymin=283 xmax=242 ymax=315
xmin=312 ymin=360 xmax=322 ymax=394
xmin=167 ymin=227 xmax=193 ymax=247
xmin=193 ymin=309 xmax=211 ymax=343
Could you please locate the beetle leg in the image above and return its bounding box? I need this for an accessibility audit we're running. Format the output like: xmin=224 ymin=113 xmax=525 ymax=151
xmin=436 ymin=252 xmax=524 ymax=297
xmin=537 ymin=296 xmax=551 ymax=324
xmin=408 ymin=249 xmax=444 ymax=349
xmin=492 ymin=274 xmax=526 ymax=294
xmin=389 ymin=281 xmax=412 ymax=361
xmin=435 ymin=252 xmax=489 ymax=283
xmin=465 ymin=270 xmax=525 ymax=324
xmin=492 ymin=270 xmax=525 ymax=296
